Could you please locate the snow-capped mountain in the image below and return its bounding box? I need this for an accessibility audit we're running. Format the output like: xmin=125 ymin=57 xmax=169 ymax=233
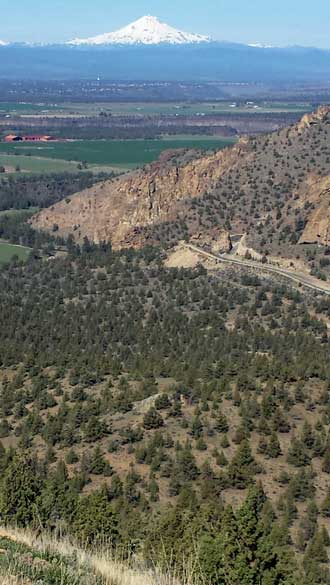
xmin=67 ymin=15 xmax=211 ymax=46
xmin=248 ymin=42 xmax=274 ymax=49
xmin=0 ymin=40 xmax=8 ymax=47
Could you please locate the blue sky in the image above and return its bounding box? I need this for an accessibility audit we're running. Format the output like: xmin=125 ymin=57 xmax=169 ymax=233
xmin=0 ymin=0 xmax=329 ymax=48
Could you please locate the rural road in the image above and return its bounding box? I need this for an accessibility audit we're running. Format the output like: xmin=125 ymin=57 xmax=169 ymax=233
xmin=185 ymin=243 xmax=330 ymax=296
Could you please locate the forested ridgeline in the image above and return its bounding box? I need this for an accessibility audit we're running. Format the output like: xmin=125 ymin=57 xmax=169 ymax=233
xmin=0 ymin=242 xmax=330 ymax=582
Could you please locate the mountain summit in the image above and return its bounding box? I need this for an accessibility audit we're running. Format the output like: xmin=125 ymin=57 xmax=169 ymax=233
xmin=67 ymin=15 xmax=211 ymax=46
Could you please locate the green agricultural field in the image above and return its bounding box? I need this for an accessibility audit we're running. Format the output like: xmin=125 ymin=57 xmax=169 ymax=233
xmin=0 ymin=153 xmax=82 ymax=174
xmin=0 ymin=100 xmax=313 ymax=118
xmin=0 ymin=242 xmax=31 ymax=265
xmin=0 ymin=137 xmax=235 ymax=169
xmin=0 ymin=102 xmax=60 ymax=114
xmin=0 ymin=209 xmax=38 ymax=218
xmin=101 ymin=101 xmax=311 ymax=116
xmin=28 ymin=100 xmax=312 ymax=117
xmin=160 ymin=134 xmax=234 ymax=141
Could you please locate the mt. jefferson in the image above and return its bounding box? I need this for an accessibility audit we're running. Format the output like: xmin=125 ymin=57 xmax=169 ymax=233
xmin=68 ymin=15 xmax=211 ymax=46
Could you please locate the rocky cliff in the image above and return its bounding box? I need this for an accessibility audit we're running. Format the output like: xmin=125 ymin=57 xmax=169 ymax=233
xmin=31 ymin=140 xmax=251 ymax=248
xmin=299 ymin=176 xmax=330 ymax=246
xmin=31 ymin=107 xmax=330 ymax=253
xmin=296 ymin=105 xmax=330 ymax=132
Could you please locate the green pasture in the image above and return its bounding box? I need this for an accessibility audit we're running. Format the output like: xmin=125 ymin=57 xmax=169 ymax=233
xmin=0 ymin=137 xmax=235 ymax=169
xmin=0 ymin=242 xmax=31 ymax=265
xmin=0 ymin=102 xmax=59 ymax=114
xmin=0 ymin=100 xmax=312 ymax=118
xmin=43 ymin=101 xmax=312 ymax=117
xmin=0 ymin=153 xmax=80 ymax=174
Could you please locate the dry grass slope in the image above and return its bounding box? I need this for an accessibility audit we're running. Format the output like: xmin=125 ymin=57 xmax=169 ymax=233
xmin=0 ymin=527 xmax=195 ymax=585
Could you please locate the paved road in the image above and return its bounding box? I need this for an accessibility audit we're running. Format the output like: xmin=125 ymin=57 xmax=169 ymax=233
xmin=185 ymin=243 xmax=330 ymax=296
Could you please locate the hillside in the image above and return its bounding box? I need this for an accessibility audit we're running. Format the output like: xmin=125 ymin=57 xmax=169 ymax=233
xmin=0 ymin=234 xmax=330 ymax=581
xmin=32 ymin=106 xmax=330 ymax=277
xmin=31 ymin=143 xmax=247 ymax=247
xmin=1 ymin=107 xmax=330 ymax=584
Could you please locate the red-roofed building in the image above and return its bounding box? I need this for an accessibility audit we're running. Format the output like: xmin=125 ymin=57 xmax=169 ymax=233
xmin=4 ymin=134 xmax=55 ymax=142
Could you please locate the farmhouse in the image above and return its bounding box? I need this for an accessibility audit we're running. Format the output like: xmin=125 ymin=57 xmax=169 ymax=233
xmin=4 ymin=134 xmax=55 ymax=142
xmin=4 ymin=134 xmax=23 ymax=142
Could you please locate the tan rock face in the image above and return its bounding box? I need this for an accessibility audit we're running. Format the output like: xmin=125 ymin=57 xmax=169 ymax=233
xmin=210 ymin=232 xmax=233 ymax=254
xmin=31 ymin=141 xmax=251 ymax=248
xmin=30 ymin=106 xmax=330 ymax=252
xmin=296 ymin=105 xmax=330 ymax=132
xmin=235 ymin=234 xmax=263 ymax=261
xmin=299 ymin=176 xmax=330 ymax=246
xmin=190 ymin=227 xmax=232 ymax=254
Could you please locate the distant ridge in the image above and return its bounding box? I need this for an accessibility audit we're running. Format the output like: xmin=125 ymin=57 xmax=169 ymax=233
xmin=0 ymin=37 xmax=329 ymax=82
xmin=67 ymin=15 xmax=211 ymax=46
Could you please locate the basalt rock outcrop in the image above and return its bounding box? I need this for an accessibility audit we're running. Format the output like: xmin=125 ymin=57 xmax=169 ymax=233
xmin=296 ymin=105 xmax=330 ymax=132
xmin=31 ymin=140 xmax=251 ymax=248
xmin=31 ymin=107 xmax=330 ymax=252
xmin=299 ymin=176 xmax=330 ymax=246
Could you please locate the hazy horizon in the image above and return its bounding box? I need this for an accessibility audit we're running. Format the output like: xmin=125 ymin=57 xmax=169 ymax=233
xmin=0 ymin=0 xmax=329 ymax=49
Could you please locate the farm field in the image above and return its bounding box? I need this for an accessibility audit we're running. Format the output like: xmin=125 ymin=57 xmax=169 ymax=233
xmin=0 ymin=100 xmax=313 ymax=117
xmin=0 ymin=102 xmax=59 ymax=114
xmin=0 ymin=153 xmax=81 ymax=174
xmin=71 ymin=100 xmax=312 ymax=117
xmin=0 ymin=101 xmax=313 ymax=117
xmin=0 ymin=137 xmax=236 ymax=170
xmin=0 ymin=242 xmax=31 ymax=265
xmin=0 ymin=207 xmax=39 ymax=217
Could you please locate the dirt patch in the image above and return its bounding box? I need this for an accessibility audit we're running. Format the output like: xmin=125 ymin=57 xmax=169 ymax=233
xmin=165 ymin=242 xmax=219 ymax=269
